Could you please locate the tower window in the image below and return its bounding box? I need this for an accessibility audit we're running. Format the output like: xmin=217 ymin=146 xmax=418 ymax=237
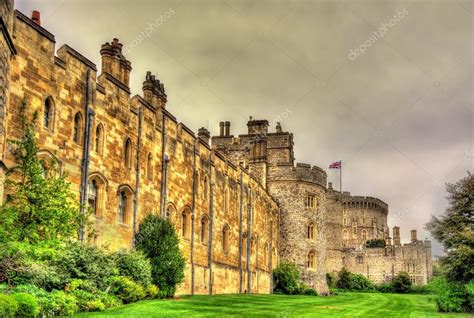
xmin=43 ymin=97 xmax=54 ymax=129
xmin=305 ymin=195 xmax=316 ymax=208
xmin=307 ymin=251 xmax=316 ymax=270
xmin=73 ymin=112 xmax=83 ymax=144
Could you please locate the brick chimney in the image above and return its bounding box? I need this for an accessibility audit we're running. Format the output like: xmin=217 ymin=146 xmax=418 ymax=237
xmin=219 ymin=122 xmax=224 ymax=136
xmin=100 ymin=38 xmax=132 ymax=87
xmin=31 ymin=10 xmax=41 ymax=25
xmin=411 ymin=229 xmax=417 ymax=243
xmin=224 ymin=121 xmax=230 ymax=136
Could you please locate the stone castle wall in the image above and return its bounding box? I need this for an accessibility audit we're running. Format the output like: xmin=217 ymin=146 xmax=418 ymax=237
xmin=3 ymin=9 xmax=279 ymax=295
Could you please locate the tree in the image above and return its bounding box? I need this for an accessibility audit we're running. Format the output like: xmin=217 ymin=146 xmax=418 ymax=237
xmin=135 ymin=214 xmax=185 ymax=297
xmin=426 ymin=172 xmax=474 ymax=284
xmin=392 ymin=272 xmax=412 ymax=293
xmin=0 ymin=100 xmax=82 ymax=244
xmin=272 ymin=261 xmax=301 ymax=295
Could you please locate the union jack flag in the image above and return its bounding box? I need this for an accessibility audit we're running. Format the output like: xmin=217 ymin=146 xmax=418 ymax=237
xmin=329 ymin=161 xmax=341 ymax=169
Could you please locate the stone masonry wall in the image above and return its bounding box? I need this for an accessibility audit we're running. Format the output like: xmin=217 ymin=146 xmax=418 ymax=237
xmin=3 ymin=9 xmax=279 ymax=295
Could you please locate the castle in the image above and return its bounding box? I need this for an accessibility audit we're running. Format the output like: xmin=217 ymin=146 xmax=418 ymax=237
xmin=0 ymin=3 xmax=432 ymax=295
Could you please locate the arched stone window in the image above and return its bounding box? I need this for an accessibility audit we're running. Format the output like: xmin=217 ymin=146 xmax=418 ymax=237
xmin=146 ymin=153 xmax=153 ymax=180
xmin=73 ymin=112 xmax=83 ymax=144
xmin=124 ymin=138 xmax=133 ymax=169
xmin=200 ymin=215 xmax=209 ymax=244
xmin=88 ymin=173 xmax=107 ymax=217
xmin=38 ymin=150 xmax=60 ymax=178
xmin=342 ymin=229 xmax=349 ymax=240
xmin=43 ymin=97 xmax=54 ymax=130
xmin=165 ymin=203 xmax=176 ymax=222
xmin=222 ymin=224 xmax=230 ymax=252
xmin=181 ymin=209 xmax=191 ymax=239
xmin=361 ymin=229 xmax=368 ymax=241
xmin=307 ymin=222 xmax=316 ymax=241
xmin=117 ymin=185 xmax=133 ymax=224
xmin=95 ymin=124 xmax=104 ymax=154
xmin=307 ymin=251 xmax=316 ymax=270
xmin=88 ymin=180 xmax=98 ymax=216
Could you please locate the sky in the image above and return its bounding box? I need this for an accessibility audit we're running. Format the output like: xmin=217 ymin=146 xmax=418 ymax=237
xmin=15 ymin=0 xmax=473 ymax=256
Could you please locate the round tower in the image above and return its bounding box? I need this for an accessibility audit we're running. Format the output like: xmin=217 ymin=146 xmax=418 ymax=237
xmin=267 ymin=162 xmax=329 ymax=294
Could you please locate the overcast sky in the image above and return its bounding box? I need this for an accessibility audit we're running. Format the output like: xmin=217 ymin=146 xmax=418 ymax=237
xmin=15 ymin=0 xmax=473 ymax=256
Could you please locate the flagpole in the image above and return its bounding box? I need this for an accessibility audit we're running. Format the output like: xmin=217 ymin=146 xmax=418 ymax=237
xmin=339 ymin=160 xmax=342 ymax=200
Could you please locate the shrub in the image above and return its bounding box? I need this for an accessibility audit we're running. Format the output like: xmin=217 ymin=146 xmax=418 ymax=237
xmin=377 ymin=282 xmax=395 ymax=293
xmin=392 ymin=272 xmax=412 ymax=293
xmin=0 ymin=294 xmax=18 ymax=318
xmin=108 ymin=276 xmax=146 ymax=304
xmin=365 ymin=239 xmax=386 ymax=248
xmin=336 ymin=268 xmax=374 ymax=291
xmin=48 ymin=290 xmax=78 ymax=317
xmin=84 ymin=299 xmax=106 ymax=312
xmin=54 ymin=242 xmax=117 ymax=291
xmin=65 ymin=279 xmax=97 ymax=293
xmin=408 ymin=284 xmax=430 ymax=294
xmin=11 ymin=293 xmax=39 ymax=318
xmin=429 ymin=277 xmax=471 ymax=313
xmin=326 ymin=273 xmax=335 ymax=288
xmin=113 ymin=249 xmax=152 ymax=286
xmin=145 ymin=284 xmax=159 ymax=299
xmin=272 ymin=261 xmax=301 ymax=295
xmin=135 ymin=215 xmax=185 ymax=297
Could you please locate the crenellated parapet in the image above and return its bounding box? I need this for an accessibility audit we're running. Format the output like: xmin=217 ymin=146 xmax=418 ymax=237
xmin=269 ymin=162 xmax=327 ymax=187
xmin=342 ymin=192 xmax=388 ymax=215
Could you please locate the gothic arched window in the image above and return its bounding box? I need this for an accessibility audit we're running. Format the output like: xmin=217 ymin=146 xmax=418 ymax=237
xmin=73 ymin=112 xmax=83 ymax=144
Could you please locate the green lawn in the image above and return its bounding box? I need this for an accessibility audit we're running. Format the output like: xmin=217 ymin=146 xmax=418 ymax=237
xmin=73 ymin=292 xmax=472 ymax=317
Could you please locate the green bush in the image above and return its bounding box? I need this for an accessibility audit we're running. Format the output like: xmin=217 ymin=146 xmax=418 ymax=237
xmin=113 ymin=249 xmax=152 ymax=287
xmin=326 ymin=273 xmax=335 ymax=288
xmin=377 ymin=282 xmax=395 ymax=293
xmin=408 ymin=284 xmax=430 ymax=294
xmin=428 ymin=276 xmax=471 ymax=312
xmin=84 ymin=299 xmax=106 ymax=312
xmin=108 ymin=276 xmax=146 ymax=304
xmin=273 ymin=261 xmax=301 ymax=295
xmin=145 ymin=284 xmax=159 ymax=299
xmin=65 ymin=279 xmax=97 ymax=293
xmin=54 ymin=242 xmax=117 ymax=291
xmin=11 ymin=293 xmax=39 ymax=318
xmin=48 ymin=290 xmax=78 ymax=317
xmin=336 ymin=268 xmax=374 ymax=291
xmin=365 ymin=239 xmax=386 ymax=248
xmin=392 ymin=272 xmax=412 ymax=293
xmin=135 ymin=215 xmax=185 ymax=297
xmin=0 ymin=294 xmax=18 ymax=318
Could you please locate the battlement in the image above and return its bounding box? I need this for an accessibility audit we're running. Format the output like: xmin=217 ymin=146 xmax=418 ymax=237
xmin=342 ymin=193 xmax=388 ymax=214
xmin=269 ymin=162 xmax=327 ymax=187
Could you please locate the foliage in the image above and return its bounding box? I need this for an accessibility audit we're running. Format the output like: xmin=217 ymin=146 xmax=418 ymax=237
xmin=11 ymin=292 xmax=39 ymax=318
xmin=112 ymin=249 xmax=152 ymax=287
xmin=135 ymin=215 xmax=185 ymax=297
xmin=428 ymin=276 xmax=472 ymax=313
xmin=426 ymin=172 xmax=474 ymax=284
xmin=377 ymin=282 xmax=395 ymax=293
xmin=326 ymin=273 xmax=335 ymax=288
xmin=272 ymin=261 xmax=301 ymax=295
xmin=54 ymin=242 xmax=117 ymax=291
xmin=108 ymin=276 xmax=146 ymax=304
xmin=48 ymin=290 xmax=79 ymax=316
xmin=0 ymin=100 xmax=82 ymax=244
xmin=145 ymin=284 xmax=159 ymax=299
xmin=391 ymin=272 xmax=412 ymax=293
xmin=0 ymin=294 xmax=18 ymax=318
xmin=335 ymin=268 xmax=374 ymax=291
xmin=365 ymin=239 xmax=386 ymax=248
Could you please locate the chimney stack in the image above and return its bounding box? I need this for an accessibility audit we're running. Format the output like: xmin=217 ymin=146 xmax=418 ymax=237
xmin=219 ymin=122 xmax=224 ymax=136
xmin=276 ymin=122 xmax=282 ymax=133
xmin=100 ymin=38 xmax=132 ymax=87
xmin=31 ymin=10 xmax=41 ymax=25
xmin=411 ymin=230 xmax=417 ymax=243
xmin=142 ymin=71 xmax=167 ymax=108
xmin=224 ymin=121 xmax=230 ymax=136
xmin=393 ymin=226 xmax=401 ymax=246
xmin=198 ymin=127 xmax=210 ymax=145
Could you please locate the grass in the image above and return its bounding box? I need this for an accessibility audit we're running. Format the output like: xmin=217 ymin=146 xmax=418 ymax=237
xmin=73 ymin=292 xmax=472 ymax=317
